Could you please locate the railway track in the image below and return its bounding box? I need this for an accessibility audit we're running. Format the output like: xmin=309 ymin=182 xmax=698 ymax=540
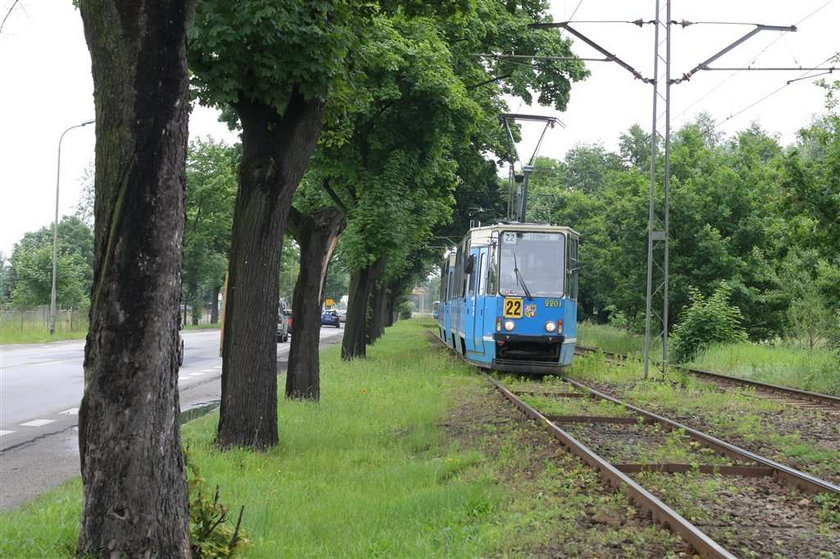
xmin=488 ymin=373 xmax=840 ymax=558
xmin=575 ymin=344 xmax=840 ymax=412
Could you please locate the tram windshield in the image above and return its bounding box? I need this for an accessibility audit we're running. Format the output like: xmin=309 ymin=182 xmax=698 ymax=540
xmin=498 ymin=231 xmax=565 ymax=297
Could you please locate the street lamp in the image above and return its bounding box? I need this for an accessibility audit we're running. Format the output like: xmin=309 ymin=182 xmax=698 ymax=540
xmin=50 ymin=119 xmax=94 ymax=335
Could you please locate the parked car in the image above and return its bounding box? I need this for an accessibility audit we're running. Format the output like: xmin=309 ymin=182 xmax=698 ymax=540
xmin=336 ymin=308 xmax=347 ymax=323
xmin=320 ymin=310 xmax=341 ymax=328
xmin=284 ymin=309 xmax=293 ymax=336
xmin=277 ymin=303 xmax=290 ymax=342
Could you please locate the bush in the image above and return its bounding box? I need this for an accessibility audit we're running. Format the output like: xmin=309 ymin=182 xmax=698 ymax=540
xmin=671 ymin=283 xmax=747 ymax=363
xmin=398 ymin=300 xmax=413 ymax=320
xmin=186 ymin=448 xmax=248 ymax=558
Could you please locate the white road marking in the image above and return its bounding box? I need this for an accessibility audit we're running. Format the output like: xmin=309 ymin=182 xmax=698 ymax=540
xmin=0 ymin=430 xmax=15 ymax=436
xmin=201 ymin=368 xmax=218 ymax=373
xmin=59 ymin=408 xmax=79 ymax=415
xmin=0 ymin=359 xmax=70 ymax=370
xmin=20 ymin=419 xmax=57 ymax=427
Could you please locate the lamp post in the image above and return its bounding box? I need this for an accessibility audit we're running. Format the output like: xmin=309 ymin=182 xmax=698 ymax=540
xmin=49 ymin=119 xmax=94 ymax=335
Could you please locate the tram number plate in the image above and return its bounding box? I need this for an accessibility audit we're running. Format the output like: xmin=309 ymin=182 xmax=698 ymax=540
xmin=504 ymin=298 xmax=523 ymax=318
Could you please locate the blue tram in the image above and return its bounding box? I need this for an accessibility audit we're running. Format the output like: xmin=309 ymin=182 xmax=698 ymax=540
xmin=437 ymin=223 xmax=580 ymax=374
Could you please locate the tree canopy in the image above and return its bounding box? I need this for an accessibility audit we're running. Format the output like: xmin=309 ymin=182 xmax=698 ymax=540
xmin=8 ymin=216 xmax=93 ymax=309
xmin=526 ymin=110 xmax=839 ymax=348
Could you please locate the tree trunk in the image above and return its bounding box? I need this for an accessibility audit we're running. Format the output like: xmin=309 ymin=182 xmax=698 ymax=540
xmin=217 ymin=91 xmax=324 ymax=450
xmin=285 ymin=207 xmax=346 ymax=400
xmin=369 ymin=281 xmax=388 ymax=343
xmin=385 ymin=282 xmax=401 ymax=327
xmin=341 ymin=259 xmax=379 ymax=360
xmin=210 ymin=283 xmax=221 ymax=323
xmin=77 ymin=1 xmax=194 ymax=556
xmin=364 ymin=257 xmax=387 ymax=346
xmin=342 ymin=269 xmax=367 ymax=360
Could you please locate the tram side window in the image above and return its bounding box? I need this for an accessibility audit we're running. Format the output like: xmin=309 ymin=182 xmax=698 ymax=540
xmin=440 ymin=261 xmax=448 ymax=301
xmin=478 ymin=253 xmax=487 ymax=295
xmin=567 ymin=236 xmax=580 ymax=300
xmin=454 ymin=247 xmax=464 ymax=298
xmin=466 ymin=254 xmax=477 ymax=296
xmin=460 ymin=242 xmax=471 ymax=298
xmin=487 ymin=243 xmax=497 ymax=295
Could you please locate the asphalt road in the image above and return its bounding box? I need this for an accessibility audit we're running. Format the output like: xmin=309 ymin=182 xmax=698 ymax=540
xmin=0 ymin=326 xmax=345 ymax=511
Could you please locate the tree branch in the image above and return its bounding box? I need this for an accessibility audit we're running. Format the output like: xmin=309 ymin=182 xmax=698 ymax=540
xmin=287 ymin=205 xmax=305 ymax=241
xmin=321 ymin=177 xmax=349 ymax=213
xmin=468 ymin=74 xmax=513 ymax=90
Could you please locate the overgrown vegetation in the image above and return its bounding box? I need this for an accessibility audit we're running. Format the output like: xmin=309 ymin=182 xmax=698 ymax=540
xmin=670 ymin=283 xmax=748 ymax=363
xmin=0 ymin=320 xmax=683 ymax=557
xmin=186 ymin=449 xmax=248 ymax=558
xmin=567 ymin=351 xmax=840 ymax=482
xmin=578 ymin=322 xmax=839 ymax=394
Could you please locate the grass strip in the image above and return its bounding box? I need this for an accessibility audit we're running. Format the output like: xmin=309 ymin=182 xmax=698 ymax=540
xmin=579 ymin=322 xmax=840 ymax=395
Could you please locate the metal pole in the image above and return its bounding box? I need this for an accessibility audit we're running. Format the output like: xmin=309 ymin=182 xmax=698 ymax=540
xmin=662 ymin=0 xmax=672 ymax=371
xmin=643 ymin=0 xmax=662 ymax=379
xmin=50 ymin=119 xmax=94 ymax=335
xmin=519 ymin=170 xmax=530 ymax=222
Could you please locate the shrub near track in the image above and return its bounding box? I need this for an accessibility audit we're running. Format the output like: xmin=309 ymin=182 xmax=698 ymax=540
xmin=0 ymin=319 xmax=684 ymax=557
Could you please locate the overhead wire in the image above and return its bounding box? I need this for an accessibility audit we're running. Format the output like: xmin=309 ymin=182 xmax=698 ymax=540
xmin=0 ymin=0 xmax=20 ymax=34
xmin=714 ymin=52 xmax=838 ymax=129
xmin=673 ymin=0 xmax=837 ymax=124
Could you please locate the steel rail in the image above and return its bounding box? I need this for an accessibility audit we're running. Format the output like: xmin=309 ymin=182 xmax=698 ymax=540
xmin=562 ymin=376 xmax=840 ymax=496
xmin=576 ymin=345 xmax=840 ymax=408
xmin=486 ymin=374 xmax=736 ymax=559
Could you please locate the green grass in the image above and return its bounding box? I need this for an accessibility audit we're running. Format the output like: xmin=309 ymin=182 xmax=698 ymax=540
xmin=578 ymin=321 xmax=651 ymax=356
xmin=578 ymin=322 xmax=840 ymax=396
xmin=689 ymin=342 xmax=840 ymax=395
xmin=0 ymin=319 xmax=684 ymax=558
xmin=566 ymin=352 xmax=839 ymax=482
xmin=0 ymin=323 xmax=88 ymax=345
xmin=1 ymin=320 xmax=498 ymax=557
xmin=184 ymin=323 xmax=222 ymax=331
xmin=0 ymin=321 xmax=218 ymax=345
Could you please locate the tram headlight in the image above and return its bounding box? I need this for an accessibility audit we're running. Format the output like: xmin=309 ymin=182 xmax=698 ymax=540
xmin=557 ymin=319 xmax=564 ymax=334
xmin=504 ymin=320 xmax=515 ymax=332
xmin=545 ymin=321 xmax=556 ymax=333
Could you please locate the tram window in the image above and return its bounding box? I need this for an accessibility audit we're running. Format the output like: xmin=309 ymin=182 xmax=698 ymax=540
xmin=567 ymin=236 xmax=580 ymax=301
xmin=440 ymin=261 xmax=449 ymax=301
xmin=478 ymin=253 xmax=487 ymax=295
xmin=487 ymin=243 xmax=497 ymax=295
xmin=460 ymin=241 xmax=471 ymax=297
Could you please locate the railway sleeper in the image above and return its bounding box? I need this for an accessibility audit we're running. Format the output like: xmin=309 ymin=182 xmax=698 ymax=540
xmin=614 ymin=463 xmax=774 ymax=477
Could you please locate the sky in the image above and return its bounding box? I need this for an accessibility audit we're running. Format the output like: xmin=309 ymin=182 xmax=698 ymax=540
xmin=1 ymin=1 xmax=838 ymax=257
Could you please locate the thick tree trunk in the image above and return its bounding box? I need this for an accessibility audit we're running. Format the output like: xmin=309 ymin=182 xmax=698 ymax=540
xmin=385 ymin=282 xmax=401 ymax=327
xmin=341 ymin=256 xmax=382 ymax=360
xmin=342 ymin=269 xmax=369 ymax=360
xmin=77 ymin=1 xmax=194 ymax=556
xmin=369 ymin=282 xmax=388 ymax=343
xmin=217 ymin=91 xmax=324 ymax=450
xmin=285 ymin=207 xmax=346 ymax=400
xmin=364 ymin=257 xmax=387 ymax=345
